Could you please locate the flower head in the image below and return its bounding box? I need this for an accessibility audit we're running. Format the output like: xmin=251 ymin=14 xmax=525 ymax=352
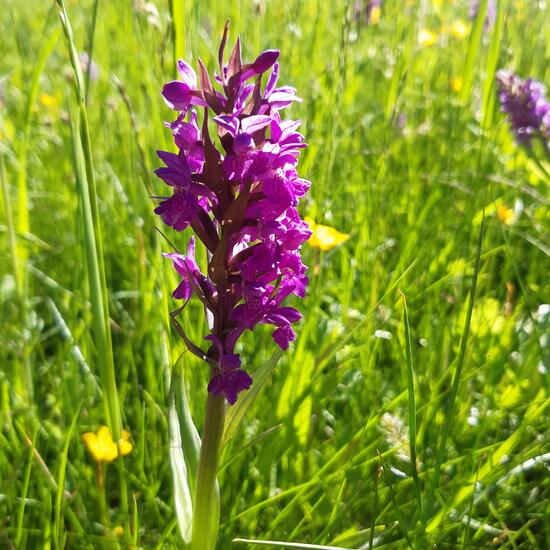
xmin=156 ymin=23 xmax=311 ymax=404
xmin=112 ymin=526 xmax=125 ymax=538
xmin=469 ymin=0 xmax=496 ymax=31
xmin=39 ymin=93 xmax=57 ymax=108
xmin=118 ymin=431 xmax=133 ymax=456
xmin=450 ymin=77 xmax=463 ymax=93
xmin=450 ymin=20 xmax=469 ymax=39
xmin=418 ymin=29 xmax=437 ymax=47
xmin=496 ymin=70 xmax=550 ymax=146
xmin=496 ymin=200 xmax=522 ymax=226
xmin=366 ymin=0 xmax=381 ymax=24
xmin=353 ymin=0 xmax=381 ymax=25
xmin=306 ymin=218 xmax=350 ymax=251
xmin=79 ymin=51 xmax=99 ymax=81
xmin=82 ymin=426 xmax=132 ymax=462
xmin=497 ymin=205 xmax=514 ymax=225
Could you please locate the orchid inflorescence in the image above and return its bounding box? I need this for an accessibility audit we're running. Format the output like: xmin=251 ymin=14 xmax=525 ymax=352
xmin=496 ymin=70 xmax=550 ymax=149
xmin=155 ymin=23 xmax=311 ymax=404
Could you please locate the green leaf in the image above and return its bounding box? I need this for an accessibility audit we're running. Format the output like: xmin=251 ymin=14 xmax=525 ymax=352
xmin=168 ymin=368 xmax=201 ymax=544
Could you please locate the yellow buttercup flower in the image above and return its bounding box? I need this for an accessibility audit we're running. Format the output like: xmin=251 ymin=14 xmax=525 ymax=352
xmin=497 ymin=205 xmax=515 ymax=225
xmin=450 ymin=77 xmax=463 ymax=92
xmin=82 ymin=426 xmax=132 ymax=463
xmin=118 ymin=430 xmax=133 ymax=456
xmin=306 ymin=217 xmax=350 ymax=251
xmin=450 ymin=20 xmax=469 ymax=39
xmin=370 ymin=6 xmax=381 ymax=25
xmin=82 ymin=426 xmax=118 ymax=462
xmin=112 ymin=526 xmax=124 ymax=538
xmin=418 ymin=29 xmax=437 ymax=47
xmin=39 ymin=93 xmax=57 ymax=108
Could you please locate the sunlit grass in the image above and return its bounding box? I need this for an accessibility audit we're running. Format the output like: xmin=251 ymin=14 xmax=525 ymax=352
xmin=1 ymin=0 xmax=549 ymax=547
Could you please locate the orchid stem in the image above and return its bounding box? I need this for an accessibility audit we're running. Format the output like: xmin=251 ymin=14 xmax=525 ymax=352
xmin=191 ymin=392 xmax=225 ymax=550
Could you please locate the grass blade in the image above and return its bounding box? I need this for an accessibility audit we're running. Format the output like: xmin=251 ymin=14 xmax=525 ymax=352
xmin=481 ymin=0 xmax=506 ymax=129
xmin=460 ymin=0 xmax=488 ymax=104
xmin=233 ymin=539 xmax=354 ymax=549
xmin=170 ymin=0 xmax=187 ymax=69
xmin=54 ymin=405 xmax=81 ymax=550
xmin=0 ymin=151 xmax=33 ymax=403
xmin=399 ymin=290 xmax=423 ymax=519
xmin=428 ymin=213 xmax=486 ymax=518
xmin=14 ymin=425 xmax=38 ymax=547
xmin=84 ymin=0 xmax=100 ymax=101
xmin=57 ymin=0 xmax=122 ymax=439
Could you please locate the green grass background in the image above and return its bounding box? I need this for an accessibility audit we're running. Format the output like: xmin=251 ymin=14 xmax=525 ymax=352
xmin=1 ymin=0 xmax=550 ymax=547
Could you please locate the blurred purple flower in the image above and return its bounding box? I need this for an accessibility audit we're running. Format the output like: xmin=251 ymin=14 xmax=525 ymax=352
xmin=496 ymin=70 xmax=550 ymax=147
xmin=469 ymin=0 xmax=496 ymax=31
xmin=353 ymin=0 xmax=382 ymax=25
xmin=366 ymin=0 xmax=381 ymax=23
xmin=80 ymin=52 xmax=99 ymax=81
xmin=396 ymin=112 xmax=407 ymax=131
xmin=156 ymin=23 xmax=311 ymax=404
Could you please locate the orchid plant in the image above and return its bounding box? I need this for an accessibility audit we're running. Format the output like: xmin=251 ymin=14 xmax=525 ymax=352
xmin=155 ymin=22 xmax=311 ymax=548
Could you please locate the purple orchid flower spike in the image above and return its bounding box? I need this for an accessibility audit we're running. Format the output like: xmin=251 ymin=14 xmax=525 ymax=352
xmin=496 ymin=70 xmax=550 ymax=148
xmin=155 ymin=22 xmax=311 ymax=405
xmin=154 ymin=21 xmax=312 ymax=550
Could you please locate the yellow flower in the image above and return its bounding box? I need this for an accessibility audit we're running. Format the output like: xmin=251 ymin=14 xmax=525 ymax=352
xmin=450 ymin=77 xmax=463 ymax=92
xmin=497 ymin=205 xmax=515 ymax=225
xmin=306 ymin=217 xmax=350 ymax=251
xmin=118 ymin=430 xmax=133 ymax=456
xmin=418 ymin=29 xmax=437 ymax=47
xmin=82 ymin=426 xmax=118 ymax=462
xmin=370 ymin=6 xmax=381 ymax=25
xmin=82 ymin=426 xmax=132 ymax=462
xmin=112 ymin=526 xmax=124 ymax=538
xmin=450 ymin=19 xmax=469 ymax=39
xmin=39 ymin=93 xmax=57 ymax=108
xmin=433 ymin=0 xmax=456 ymax=9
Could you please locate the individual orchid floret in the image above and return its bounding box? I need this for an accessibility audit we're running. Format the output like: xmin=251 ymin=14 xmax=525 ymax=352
xmin=155 ymin=22 xmax=311 ymax=405
xmin=162 ymin=61 xmax=208 ymax=111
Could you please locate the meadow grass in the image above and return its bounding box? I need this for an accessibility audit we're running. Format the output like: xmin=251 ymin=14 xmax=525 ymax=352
xmin=1 ymin=0 xmax=549 ymax=547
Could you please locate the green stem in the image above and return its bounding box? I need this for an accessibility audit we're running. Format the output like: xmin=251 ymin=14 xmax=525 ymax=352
xmin=191 ymin=393 xmax=225 ymax=550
